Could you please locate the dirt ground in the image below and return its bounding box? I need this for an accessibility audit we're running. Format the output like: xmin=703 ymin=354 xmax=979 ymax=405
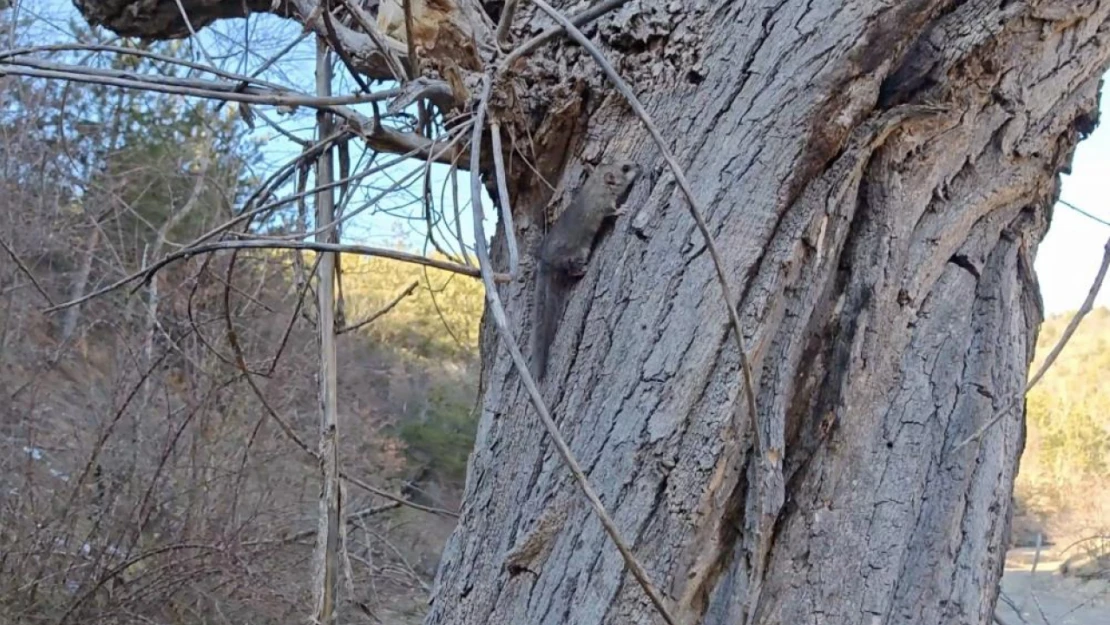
xmin=998 ymin=548 xmax=1109 ymax=625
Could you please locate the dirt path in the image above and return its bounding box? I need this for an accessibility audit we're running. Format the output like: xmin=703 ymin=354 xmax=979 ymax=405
xmin=998 ymin=548 xmax=1109 ymax=625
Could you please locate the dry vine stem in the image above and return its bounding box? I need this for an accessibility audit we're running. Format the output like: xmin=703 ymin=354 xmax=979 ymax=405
xmin=468 ymin=75 xmax=679 ymax=625
xmin=500 ymin=0 xmax=632 ymax=68
xmin=524 ymin=0 xmax=767 ymax=621
xmin=0 ymin=62 xmax=394 ymax=108
xmin=41 ymin=240 xmax=509 ymax=314
xmin=491 ymin=123 xmax=520 ymax=277
xmin=338 ymin=279 xmax=420 ymax=335
xmin=0 ymin=43 xmax=307 ymax=92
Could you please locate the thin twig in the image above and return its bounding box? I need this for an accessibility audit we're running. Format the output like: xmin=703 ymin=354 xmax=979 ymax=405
xmin=6 ymin=57 xmax=461 ymax=165
xmin=334 ymin=0 xmax=407 ymax=81
xmin=171 ymin=0 xmax=219 ymax=68
xmin=491 ymin=123 xmax=520 ymax=277
xmin=496 ymin=0 xmax=521 ymax=47
xmin=468 ymin=74 xmax=678 ymax=625
xmin=338 ymin=279 xmax=419 ymax=335
xmin=0 ymin=43 xmax=296 ymax=90
xmin=997 ymin=590 xmax=1027 ymax=624
xmin=1057 ymin=533 xmax=1110 ymax=557
xmin=953 ymin=233 xmax=1110 ymax=452
xmin=341 ymin=472 xmax=458 ymax=518
xmin=189 ymin=143 xmax=431 ymax=250
xmin=1059 ymin=199 xmax=1110 ymax=228
xmin=1018 ymin=532 xmax=1043 ymax=614
xmin=274 ymin=143 xmax=450 ymax=241
xmin=41 ymin=240 xmax=509 ymax=314
xmin=225 ymin=313 xmax=458 ymax=519
xmin=217 ymin=30 xmax=314 ymax=114
xmin=0 ymin=236 xmax=54 ymax=305
xmin=0 ymin=63 xmax=399 ymax=108
xmin=280 ymin=503 xmax=403 ymax=544
xmin=450 ymin=162 xmax=471 ymax=266
xmin=524 ymin=0 xmax=762 ymax=620
xmin=501 ymin=0 xmax=632 ymax=68
xmin=1027 ymin=235 xmax=1110 ymax=389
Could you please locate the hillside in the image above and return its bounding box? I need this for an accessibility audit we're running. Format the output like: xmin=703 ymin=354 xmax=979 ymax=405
xmin=1009 ymin=307 xmax=1110 ymax=590
xmin=0 ymin=14 xmax=1105 ymax=622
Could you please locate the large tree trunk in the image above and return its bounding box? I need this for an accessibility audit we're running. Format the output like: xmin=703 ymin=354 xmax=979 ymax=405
xmin=427 ymin=3 xmax=1107 ymax=625
xmin=68 ymin=1 xmax=1110 ymax=624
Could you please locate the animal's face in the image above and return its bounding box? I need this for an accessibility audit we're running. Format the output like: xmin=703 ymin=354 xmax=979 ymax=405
xmin=602 ymin=161 xmax=641 ymax=210
xmin=604 ymin=161 xmax=641 ymax=189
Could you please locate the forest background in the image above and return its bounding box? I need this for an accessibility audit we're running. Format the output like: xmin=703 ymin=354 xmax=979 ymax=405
xmin=0 ymin=2 xmax=1107 ymax=624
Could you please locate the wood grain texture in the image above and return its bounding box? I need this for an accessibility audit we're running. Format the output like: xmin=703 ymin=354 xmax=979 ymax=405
xmin=427 ymin=1 xmax=1110 ymax=624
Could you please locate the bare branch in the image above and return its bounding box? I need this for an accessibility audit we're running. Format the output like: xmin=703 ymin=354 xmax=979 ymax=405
xmin=490 ymin=123 xmax=519 ymax=278
xmin=171 ymin=0 xmax=218 ymax=67
xmin=42 ymin=239 xmax=508 ymax=315
xmin=1059 ymin=198 xmax=1110 ymax=228
xmin=0 ymin=60 xmax=400 ymax=107
xmin=385 ymin=76 xmax=456 ymax=116
xmin=400 ymin=0 xmax=421 ymax=80
xmin=1026 ymin=234 xmax=1110 ymax=389
xmin=338 ymin=279 xmax=419 ymax=335
xmin=329 ymin=0 xmax=407 ymax=80
xmin=501 ymin=0 xmax=631 ymax=68
xmin=224 ymin=298 xmax=460 ymax=520
xmin=2 ymin=59 xmax=464 ymax=163
xmin=280 ymin=502 xmax=403 ymax=543
xmin=340 ymin=471 xmax=458 ymax=517
xmin=0 ymin=43 xmax=298 ymax=87
xmin=0 ymin=236 xmax=54 ymax=305
xmin=311 ymin=41 xmax=341 ymax=623
xmin=496 ymin=0 xmax=520 ymax=47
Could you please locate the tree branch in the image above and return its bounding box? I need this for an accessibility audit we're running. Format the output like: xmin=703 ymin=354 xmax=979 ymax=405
xmin=41 ymin=240 xmax=509 ymax=315
xmin=0 ymin=236 xmax=54 ymax=306
xmin=0 ymin=60 xmax=398 ymax=107
xmin=501 ymin=0 xmax=632 ymax=68
xmin=338 ymin=279 xmax=419 ymax=335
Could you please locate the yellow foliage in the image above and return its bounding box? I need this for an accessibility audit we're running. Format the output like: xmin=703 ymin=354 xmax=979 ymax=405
xmin=328 ymin=251 xmax=484 ymax=362
xmin=1018 ymin=307 xmax=1110 ymax=511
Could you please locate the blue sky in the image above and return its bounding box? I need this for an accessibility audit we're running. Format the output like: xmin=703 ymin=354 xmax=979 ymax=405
xmin=1033 ymin=84 xmax=1110 ymax=316
xmin=17 ymin=2 xmax=1110 ymax=315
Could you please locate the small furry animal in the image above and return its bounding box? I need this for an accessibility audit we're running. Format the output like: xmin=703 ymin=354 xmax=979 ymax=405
xmin=530 ymin=158 xmax=641 ymax=380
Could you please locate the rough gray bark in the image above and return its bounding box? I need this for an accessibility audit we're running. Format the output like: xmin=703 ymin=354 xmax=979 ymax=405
xmin=429 ymin=3 xmax=1108 ymax=625
xmin=68 ymin=1 xmax=1110 ymax=624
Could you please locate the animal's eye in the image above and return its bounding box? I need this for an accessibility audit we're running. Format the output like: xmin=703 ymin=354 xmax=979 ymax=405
xmin=621 ymin=164 xmax=633 ymax=173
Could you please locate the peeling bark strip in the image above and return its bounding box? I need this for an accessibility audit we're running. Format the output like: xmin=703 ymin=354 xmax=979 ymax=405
xmin=69 ymin=0 xmax=1110 ymax=624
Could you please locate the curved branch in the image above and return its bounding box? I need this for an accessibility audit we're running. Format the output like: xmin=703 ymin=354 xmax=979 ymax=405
xmin=42 ymin=239 xmax=509 ymax=314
